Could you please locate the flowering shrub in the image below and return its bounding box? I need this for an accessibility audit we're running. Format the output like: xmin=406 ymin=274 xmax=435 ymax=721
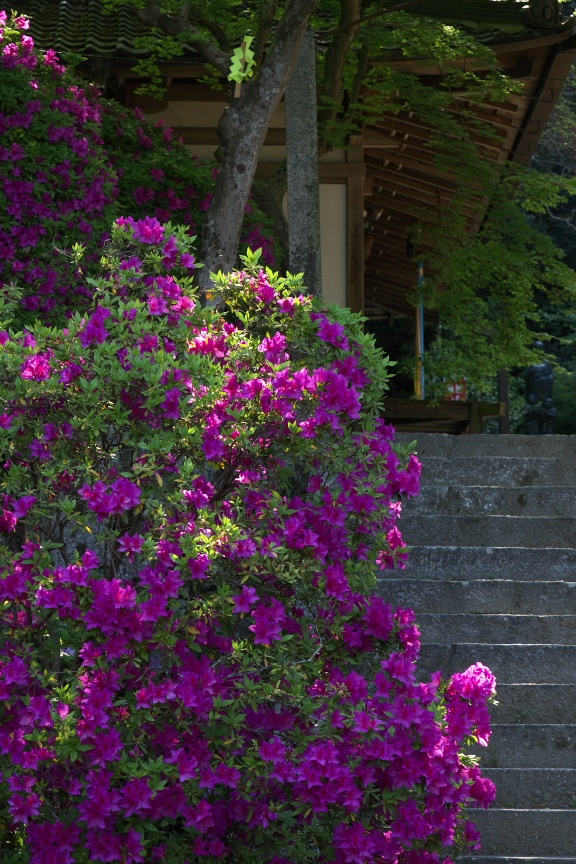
xmin=0 ymin=217 xmax=496 ymax=863
xmin=0 ymin=12 xmax=278 ymax=326
xmin=97 ymin=106 xmax=280 ymax=272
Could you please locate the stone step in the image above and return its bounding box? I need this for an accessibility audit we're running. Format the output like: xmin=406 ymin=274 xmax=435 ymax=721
xmin=390 ymin=434 xmax=576 ymax=862
xmin=459 ymin=858 xmax=576 ymax=864
xmin=419 ymin=644 xmax=576 ymax=684
xmin=378 ymin=579 xmax=576 ymax=615
xmin=400 ymin=515 xmax=576 ymax=548
xmin=466 ymin=809 xmax=576 ymax=856
xmin=390 ymin=546 xmax=576 ymax=581
xmin=395 ymin=432 xmax=576 ymax=459
xmin=491 ymin=685 xmax=576 ymax=724
xmin=417 ymin=614 xmax=576 ymax=645
xmin=472 ymin=726 xmax=576 ymax=769
xmin=416 ymin=457 xmax=576 ymax=488
xmin=485 ymin=769 xmax=576 ymax=808
xmin=407 ymin=486 xmax=576 ymax=517
xmin=456 ymin=849 xmax=576 ymax=864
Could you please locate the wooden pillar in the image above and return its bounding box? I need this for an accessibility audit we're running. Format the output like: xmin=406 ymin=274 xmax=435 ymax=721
xmin=285 ymin=31 xmax=322 ymax=297
xmin=498 ymin=368 xmax=510 ymax=433
xmin=347 ymin=135 xmax=364 ymax=314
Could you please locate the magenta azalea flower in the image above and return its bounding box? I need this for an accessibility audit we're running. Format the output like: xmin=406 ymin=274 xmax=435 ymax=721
xmin=21 ymin=354 xmax=51 ymax=380
xmin=132 ymin=216 xmax=165 ymax=244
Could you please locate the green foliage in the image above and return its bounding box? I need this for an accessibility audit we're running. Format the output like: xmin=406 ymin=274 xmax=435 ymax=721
xmin=550 ymin=367 xmax=576 ymax=433
xmin=0 ymin=13 xmax=280 ymax=327
xmin=418 ymin=164 xmax=576 ymax=400
xmin=501 ymin=61 xmax=576 ymax=418
xmin=0 ymin=219 xmax=497 ymax=861
xmin=20 ymin=0 xmax=576 ymax=391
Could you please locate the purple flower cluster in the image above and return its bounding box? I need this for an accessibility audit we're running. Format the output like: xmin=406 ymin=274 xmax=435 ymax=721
xmin=0 ymin=14 xmax=117 ymax=319
xmin=0 ymin=220 xmax=496 ymax=862
xmin=0 ymin=15 xmax=279 ymax=327
xmin=79 ymin=479 xmax=142 ymax=520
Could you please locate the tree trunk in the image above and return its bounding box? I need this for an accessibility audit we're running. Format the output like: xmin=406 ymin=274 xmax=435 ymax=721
xmin=285 ymin=31 xmax=322 ymax=296
xmin=198 ymin=0 xmax=320 ymax=301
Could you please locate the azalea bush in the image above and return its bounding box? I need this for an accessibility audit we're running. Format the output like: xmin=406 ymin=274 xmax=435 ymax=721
xmin=0 ymin=11 xmax=278 ymax=327
xmin=0 ymin=216 xmax=497 ymax=863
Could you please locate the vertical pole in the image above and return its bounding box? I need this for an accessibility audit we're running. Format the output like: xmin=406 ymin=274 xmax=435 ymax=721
xmin=414 ymin=260 xmax=425 ymax=399
xmin=498 ymin=368 xmax=510 ymax=433
xmin=285 ymin=30 xmax=322 ymax=297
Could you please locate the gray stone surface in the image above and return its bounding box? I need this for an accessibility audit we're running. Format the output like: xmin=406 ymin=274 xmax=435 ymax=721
xmin=395 ymin=432 xmax=576 ymax=458
xmin=466 ymin=809 xmax=576 ymax=856
xmin=490 ymin=685 xmax=576 ymax=724
xmin=484 ymin=769 xmax=576 ymax=808
xmin=459 ymin=858 xmax=576 ymax=864
xmin=392 ymin=546 xmax=576 ymax=581
xmin=377 ymin=579 xmax=576 ymax=614
xmin=395 ymin=432 xmax=576 ymax=861
xmin=408 ymin=486 xmax=576 ymax=516
xmin=419 ymin=643 xmax=576 ymax=684
xmin=418 ymin=457 xmax=576 ymax=487
xmin=400 ymin=514 xmax=576 ymax=547
xmin=417 ymin=613 xmax=576 ymax=645
xmin=470 ymin=726 xmax=576 ymax=769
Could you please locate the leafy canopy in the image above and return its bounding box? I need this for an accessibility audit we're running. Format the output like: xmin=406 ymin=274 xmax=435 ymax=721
xmin=101 ymin=0 xmax=576 ymax=386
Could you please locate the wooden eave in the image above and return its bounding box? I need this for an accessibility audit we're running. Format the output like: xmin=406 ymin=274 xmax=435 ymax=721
xmin=362 ymin=24 xmax=576 ymax=320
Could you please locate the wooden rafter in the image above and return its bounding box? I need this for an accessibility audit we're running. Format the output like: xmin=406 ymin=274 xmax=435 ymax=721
xmin=362 ymin=26 xmax=576 ymax=319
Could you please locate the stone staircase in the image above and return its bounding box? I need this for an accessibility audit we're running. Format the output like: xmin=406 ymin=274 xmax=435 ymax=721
xmin=380 ymin=433 xmax=576 ymax=864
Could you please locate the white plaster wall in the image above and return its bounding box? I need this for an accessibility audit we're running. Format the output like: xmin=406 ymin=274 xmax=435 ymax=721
xmin=320 ymin=185 xmax=347 ymax=308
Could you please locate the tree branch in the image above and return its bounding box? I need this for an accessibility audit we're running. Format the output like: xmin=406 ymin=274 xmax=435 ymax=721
xmin=132 ymin=0 xmax=231 ymax=76
xmin=253 ymin=2 xmax=278 ymax=67
xmin=318 ymin=0 xmax=433 ymax=37
xmin=545 ymin=204 xmax=576 ymax=229
xmin=250 ymin=0 xmax=319 ymax=97
xmin=323 ymin=40 xmax=370 ymax=152
xmin=189 ymin=4 xmax=232 ymax=52
xmin=317 ymin=0 xmax=362 ymax=154
xmin=349 ymin=41 xmax=369 ymax=109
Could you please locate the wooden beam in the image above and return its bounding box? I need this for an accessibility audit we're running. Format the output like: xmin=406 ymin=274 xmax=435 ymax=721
xmin=175 ymin=127 xmax=286 ymax=145
xmin=369 ymin=185 xmax=476 ymax=218
xmin=367 ymin=148 xmax=483 ymax=187
xmin=365 ymin=157 xmax=461 ymax=193
xmin=112 ymin=62 xmax=210 ymax=83
xmin=367 ymin=170 xmax=452 ymax=202
xmin=121 ymin=80 xmax=228 ymax=104
xmin=490 ymin=27 xmax=576 ymax=55
xmin=255 ymin=162 xmax=366 ymax=182
xmin=511 ymin=46 xmax=576 ymax=165
xmin=362 ymin=129 xmax=400 ymax=149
